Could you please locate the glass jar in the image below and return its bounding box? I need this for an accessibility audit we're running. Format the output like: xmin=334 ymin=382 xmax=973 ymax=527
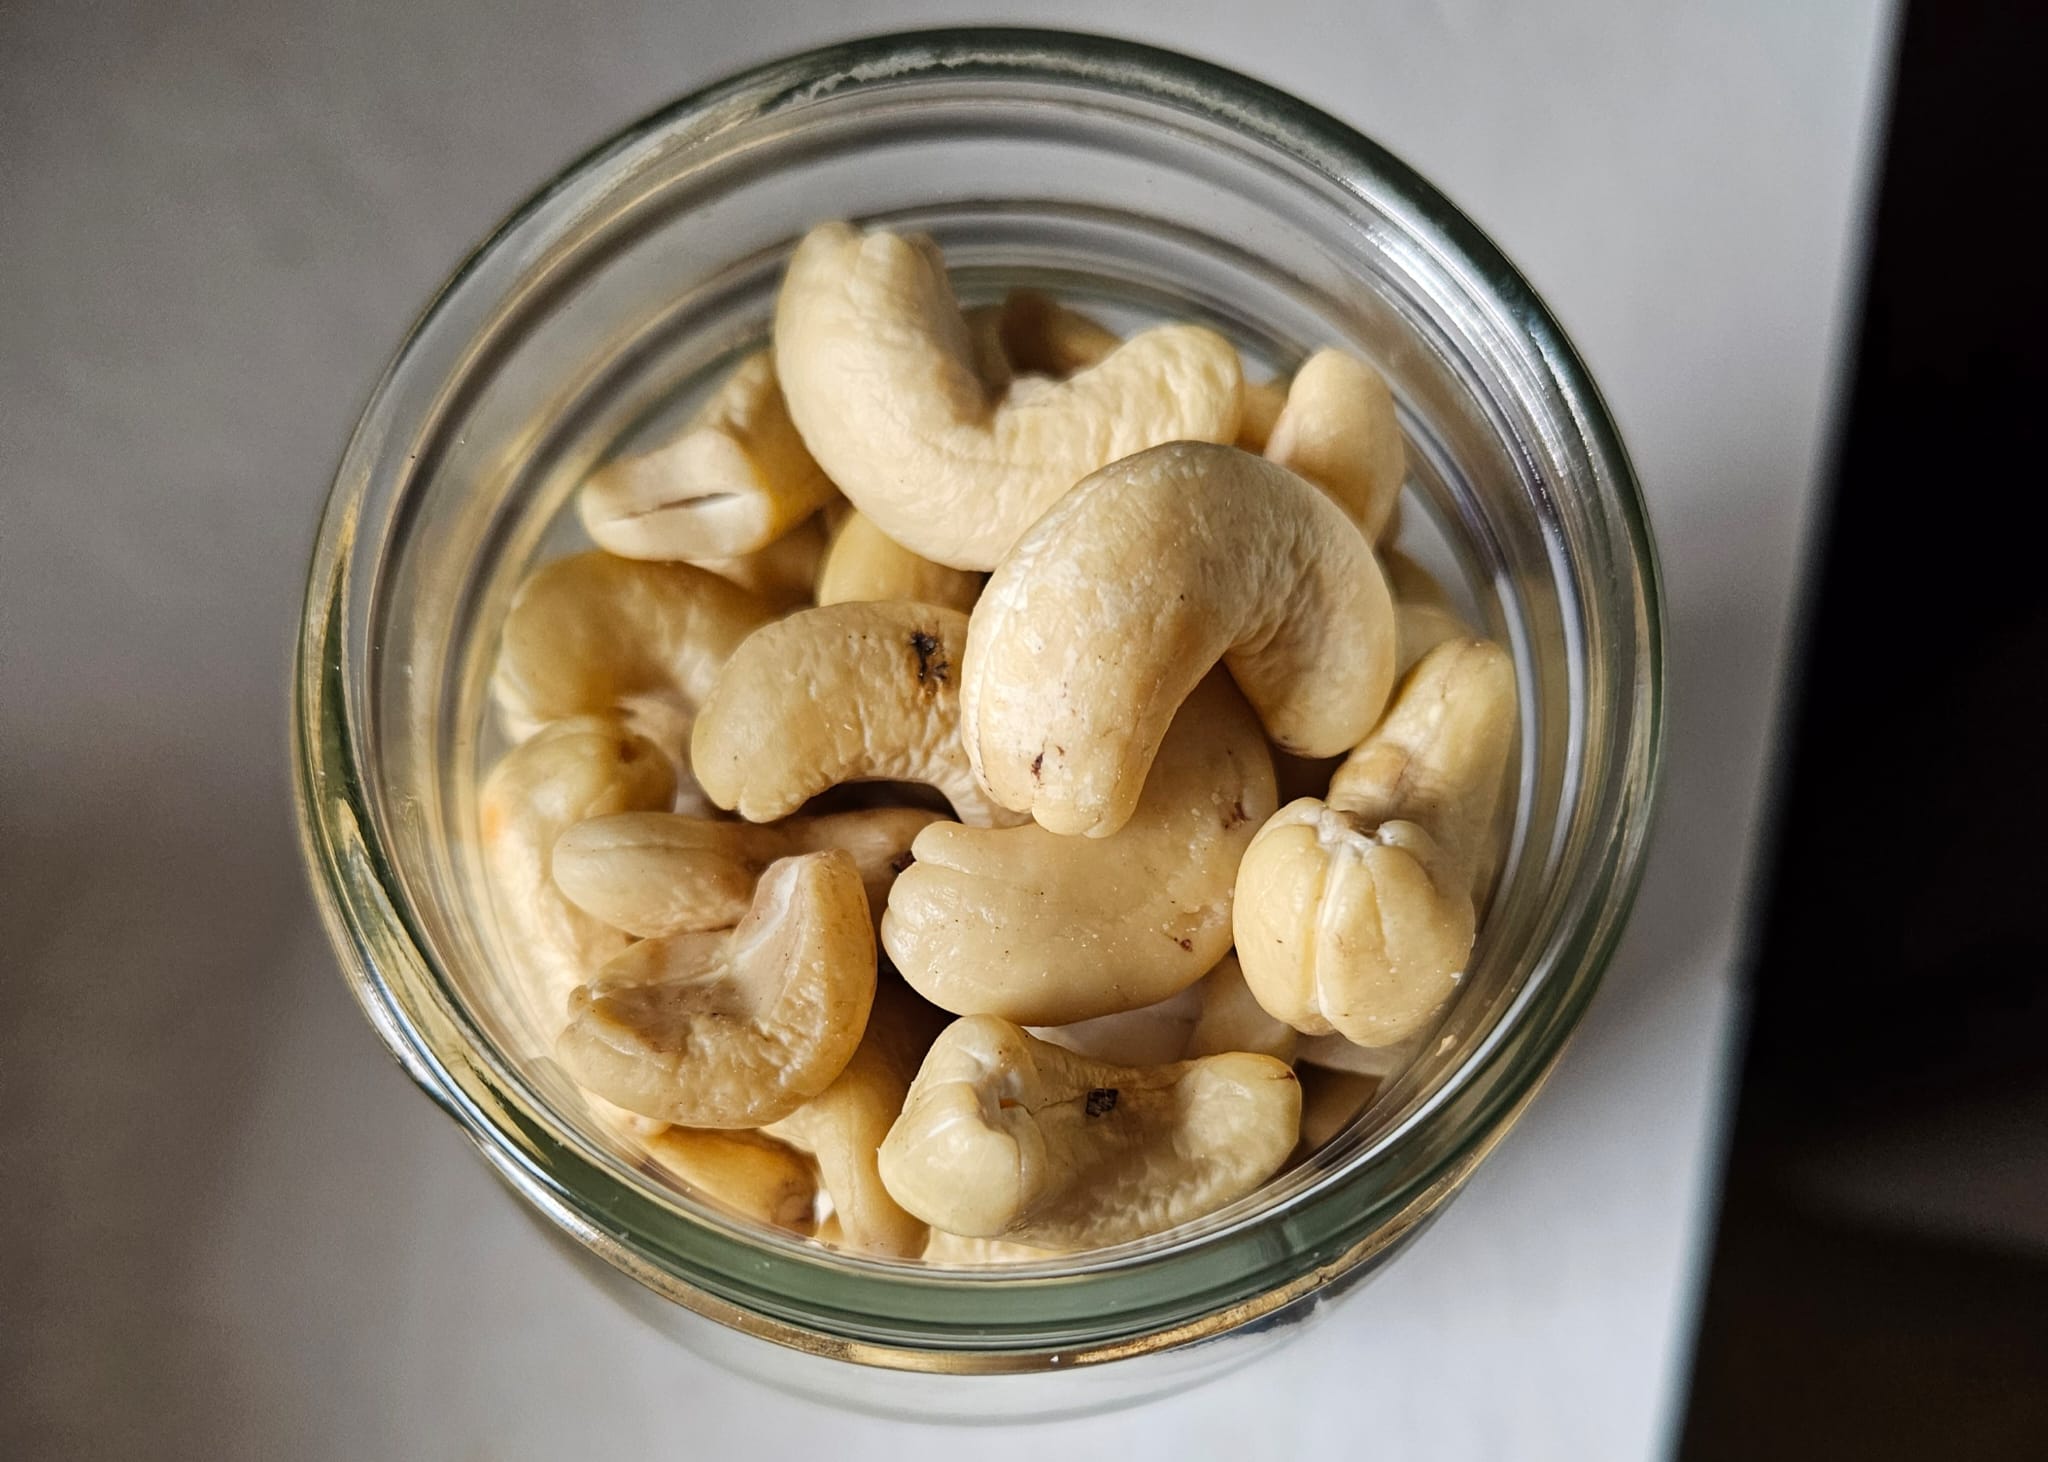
xmin=293 ymin=28 xmax=1662 ymax=1420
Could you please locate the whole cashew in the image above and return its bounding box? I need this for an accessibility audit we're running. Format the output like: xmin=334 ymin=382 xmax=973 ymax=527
xmin=642 ymin=1126 xmax=821 ymax=1234
xmin=555 ymin=850 xmax=877 ymax=1127
xmin=578 ymin=350 xmax=838 ymax=561
xmin=1031 ymin=953 xmax=1296 ymax=1067
xmin=479 ymin=715 xmax=676 ymax=1038
xmin=877 ymin=1015 xmax=1300 ymax=1248
xmin=695 ymin=511 xmax=833 ymax=613
xmin=1234 ymin=638 xmax=1517 ymax=1047
xmin=773 ymin=222 xmax=1243 ymax=570
xmin=765 ymin=982 xmax=942 ymax=1258
xmin=963 ymin=441 xmax=1397 ymax=837
xmin=554 ymin=806 xmax=943 ymax=937
xmin=491 ymin=551 xmax=775 ymax=746
xmin=1263 ymin=348 xmax=1405 ymax=541
xmin=692 ymin=602 xmax=1026 ymax=827
xmin=884 ymin=673 xmax=1276 ymax=1024
xmin=815 ymin=510 xmax=982 ymax=614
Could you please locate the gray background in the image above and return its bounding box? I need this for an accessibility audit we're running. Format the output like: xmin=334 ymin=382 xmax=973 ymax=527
xmin=0 ymin=1 xmax=1896 ymax=1457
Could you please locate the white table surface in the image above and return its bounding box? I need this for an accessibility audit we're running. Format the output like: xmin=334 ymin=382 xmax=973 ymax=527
xmin=0 ymin=2 xmax=1897 ymax=1456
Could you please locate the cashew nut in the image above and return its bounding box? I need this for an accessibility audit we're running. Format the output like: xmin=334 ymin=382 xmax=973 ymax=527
xmin=989 ymin=289 xmax=1124 ymax=376
xmin=691 ymin=601 xmax=1025 ymax=827
xmin=579 ymin=350 xmax=838 ymax=561
xmin=555 ymin=850 xmax=877 ymax=1127
xmin=877 ymin=1015 xmax=1300 ymax=1248
xmin=765 ymin=982 xmax=942 ymax=1258
xmin=815 ymin=510 xmax=981 ymax=614
xmin=963 ymin=441 xmax=1397 ymax=837
xmin=1031 ymin=954 xmax=1296 ymax=1067
xmin=1236 ymin=374 xmax=1290 ymax=453
xmin=1383 ymin=548 xmax=1477 ymax=676
xmin=641 ymin=1126 xmax=820 ymax=1234
xmin=491 ymin=551 xmax=775 ymax=747
xmin=479 ymin=715 xmax=677 ymax=1037
xmin=1234 ymin=638 xmax=1517 ymax=1047
xmin=885 ymin=673 xmax=1275 ymax=1024
xmin=554 ymin=806 xmax=942 ymax=937
xmin=1185 ymin=954 xmax=1298 ymax=1062
xmin=694 ymin=511 xmax=833 ymax=613
xmin=773 ymin=222 xmax=1243 ymax=570
xmin=1263 ymin=348 xmax=1405 ymax=540
xmin=1295 ymin=1028 xmax=1430 ymax=1079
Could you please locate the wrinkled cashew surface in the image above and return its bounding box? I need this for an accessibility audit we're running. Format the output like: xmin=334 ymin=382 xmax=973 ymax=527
xmin=885 ymin=673 xmax=1275 ymax=1024
xmin=774 ymin=222 xmax=1242 ymax=570
xmin=556 ymin=850 xmax=876 ymax=1127
xmin=692 ymin=601 xmax=1025 ymax=827
xmin=815 ymin=510 xmax=982 ymax=614
xmin=1264 ymin=348 xmax=1405 ymax=541
xmin=964 ymin=441 xmax=1397 ymax=837
xmin=480 ymin=715 xmax=676 ymax=1038
xmin=579 ymin=350 xmax=837 ymax=561
xmin=877 ymin=1016 xmax=1300 ymax=1248
xmin=1235 ymin=638 xmax=1517 ymax=1047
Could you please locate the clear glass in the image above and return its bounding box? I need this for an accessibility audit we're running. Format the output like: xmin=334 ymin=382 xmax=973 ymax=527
xmin=294 ymin=28 xmax=1662 ymax=1418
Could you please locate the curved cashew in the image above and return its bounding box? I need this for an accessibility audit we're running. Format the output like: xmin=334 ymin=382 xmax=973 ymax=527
xmin=963 ymin=441 xmax=1397 ymax=837
xmin=491 ymin=551 xmax=775 ymax=743
xmin=885 ymin=673 xmax=1275 ymax=1023
xmin=815 ymin=510 xmax=982 ymax=614
xmin=695 ymin=511 xmax=832 ymax=613
xmin=773 ymin=221 xmax=1242 ymax=570
xmin=479 ymin=715 xmax=676 ymax=1038
xmin=555 ymin=850 xmax=877 ymax=1127
xmin=642 ymin=1126 xmax=820 ymax=1234
xmin=765 ymin=982 xmax=942 ymax=1258
xmin=877 ymin=1016 xmax=1299 ymax=1248
xmin=692 ymin=602 xmax=1024 ymax=827
xmin=1031 ymin=954 xmax=1296 ymax=1067
xmin=579 ymin=350 xmax=837 ymax=561
xmin=1234 ymin=638 xmax=1517 ymax=1047
xmin=554 ymin=806 xmax=942 ymax=937
xmin=1263 ymin=348 xmax=1405 ymax=540
xmin=1383 ymin=548 xmax=1477 ymax=676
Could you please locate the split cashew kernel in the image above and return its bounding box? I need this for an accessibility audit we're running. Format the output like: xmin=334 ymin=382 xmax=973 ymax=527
xmin=556 ymin=850 xmax=877 ymax=1127
xmin=885 ymin=673 xmax=1276 ymax=1024
xmin=1234 ymin=638 xmax=1517 ymax=1047
xmin=815 ymin=510 xmax=982 ymax=614
xmin=554 ymin=806 xmax=943 ymax=936
xmin=773 ymin=221 xmax=1243 ymax=570
xmin=692 ymin=602 xmax=1026 ymax=827
xmin=877 ymin=1016 xmax=1300 ymax=1248
xmin=1263 ymin=348 xmax=1406 ymax=540
xmin=579 ymin=350 xmax=838 ymax=561
xmin=492 ymin=551 xmax=775 ymax=743
xmin=479 ymin=715 xmax=676 ymax=1038
xmin=642 ymin=1127 xmax=820 ymax=1234
xmin=964 ymin=441 xmax=1397 ymax=837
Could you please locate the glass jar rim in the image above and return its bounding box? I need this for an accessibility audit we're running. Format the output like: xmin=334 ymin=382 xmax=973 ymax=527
xmin=294 ymin=25 xmax=1664 ymax=1371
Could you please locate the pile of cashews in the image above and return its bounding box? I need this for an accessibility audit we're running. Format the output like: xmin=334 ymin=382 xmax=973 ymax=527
xmin=480 ymin=220 xmax=1518 ymax=1262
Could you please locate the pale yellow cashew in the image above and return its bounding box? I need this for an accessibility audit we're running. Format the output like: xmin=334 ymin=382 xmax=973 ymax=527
xmin=1383 ymin=548 xmax=1478 ymax=676
xmin=814 ymin=510 xmax=981 ymax=614
xmin=695 ymin=511 xmax=833 ymax=613
xmin=885 ymin=673 xmax=1275 ymax=1024
xmin=1031 ymin=954 xmax=1296 ymax=1067
xmin=877 ymin=1016 xmax=1300 ymax=1249
xmin=479 ymin=715 xmax=676 ymax=1040
xmin=963 ymin=441 xmax=1397 ymax=838
xmin=1263 ymin=348 xmax=1405 ymax=541
xmin=1236 ymin=374 xmax=1290 ymax=453
xmin=556 ymin=850 xmax=877 ymax=1127
xmin=1185 ymin=954 xmax=1298 ymax=1062
xmin=554 ymin=806 xmax=943 ymax=936
xmin=765 ymin=982 xmax=941 ymax=1259
xmin=491 ymin=551 xmax=775 ymax=749
xmin=1234 ymin=638 xmax=1517 ymax=1047
xmin=692 ymin=602 xmax=1025 ymax=827
xmin=642 ymin=1126 xmax=821 ymax=1234
xmin=773 ymin=221 xmax=1243 ymax=570
xmin=579 ymin=350 xmax=838 ymax=561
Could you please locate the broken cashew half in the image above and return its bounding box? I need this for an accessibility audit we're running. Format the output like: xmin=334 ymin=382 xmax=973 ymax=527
xmin=815 ymin=510 xmax=982 ymax=614
xmin=554 ymin=806 xmax=942 ymax=936
xmin=692 ymin=601 xmax=1025 ymax=827
xmin=1263 ymin=348 xmax=1406 ymax=541
xmin=479 ymin=715 xmax=677 ymax=1040
xmin=556 ymin=850 xmax=877 ymax=1127
xmin=885 ymin=673 xmax=1275 ymax=1024
xmin=877 ymin=1016 xmax=1300 ymax=1248
xmin=774 ymin=221 xmax=1243 ymax=570
xmin=1234 ymin=638 xmax=1517 ymax=1048
xmin=963 ymin=441 xmax=1397 ymax=837
xmin=642 ymin=1126 xmax=820 ymax=1234
xmin=579 ymin=350 xmax=838 ymax=561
